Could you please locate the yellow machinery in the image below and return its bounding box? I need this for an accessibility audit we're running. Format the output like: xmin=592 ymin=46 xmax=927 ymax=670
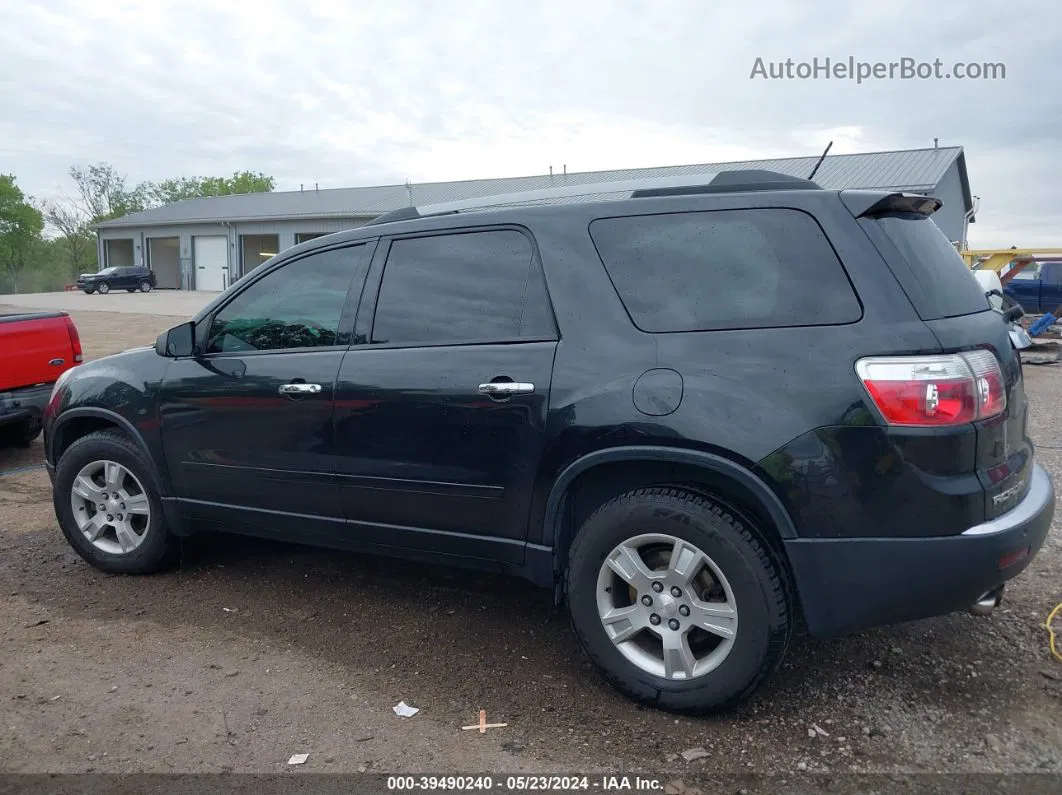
xmin=962 ymin=248 xmax=1062 ymax=283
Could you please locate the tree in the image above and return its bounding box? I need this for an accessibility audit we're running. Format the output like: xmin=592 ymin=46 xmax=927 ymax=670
xmin=69 ymin=163 xmax=148 ymax=225
xmin=41 ymin=200 xmax=96 ymax=279
xmin=144 ymin=170 xmax=275 ymax=206
xmin=0 ymin=175 xmax=45 ymax=292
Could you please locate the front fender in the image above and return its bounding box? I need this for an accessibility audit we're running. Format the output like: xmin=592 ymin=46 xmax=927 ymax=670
xmin=45 ymin=348 xmax=171 ymax=493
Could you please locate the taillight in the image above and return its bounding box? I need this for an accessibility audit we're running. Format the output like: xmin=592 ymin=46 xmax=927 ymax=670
xmin=63 ymin=315 xmax=83 ymax=363
xmin=855 ymin=350 xmax=1006 ymax=427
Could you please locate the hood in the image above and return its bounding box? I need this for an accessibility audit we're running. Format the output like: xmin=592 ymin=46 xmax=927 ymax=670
xmin=78 ymin=273 xmax=98 ymax=279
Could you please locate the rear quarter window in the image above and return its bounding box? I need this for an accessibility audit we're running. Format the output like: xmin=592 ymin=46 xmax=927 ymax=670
xmin=588 ymin=208 xmax=862 ymax=333
xmin=866 ymin=213 xmax=989 ymax=319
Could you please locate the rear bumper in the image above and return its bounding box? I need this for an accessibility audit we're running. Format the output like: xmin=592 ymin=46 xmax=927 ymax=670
xmin=0 ymin=383 xmax=52 ymax=429
xmin=785 ymin=462 xmax=1055 ymax=637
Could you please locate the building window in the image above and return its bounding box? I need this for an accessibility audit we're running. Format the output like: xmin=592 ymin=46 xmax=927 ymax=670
xmin=239 ymin=234 xmax=280 ymax=277
xmin=104 ymin=239 xmax=135 ymax=268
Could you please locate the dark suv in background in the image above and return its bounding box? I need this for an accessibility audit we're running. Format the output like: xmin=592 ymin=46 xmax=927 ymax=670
xmin=78 ymin=266 xmax=156 ymax=294
xmin=43 ymin=171 xmax=1053 ymax=713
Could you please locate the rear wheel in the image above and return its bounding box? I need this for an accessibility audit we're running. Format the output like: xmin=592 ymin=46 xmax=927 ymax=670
xmin=53 ymin=430 xmax=179 ymax=574
xmin=566 ymin=487 xmax=791 ymax=714
xmin=96 ymin=281 xmax=110 ymax=294
xmin=139 ymin=280 xmax=152 ymax=292
xmin=125 ymin=288 xmax=136 ymax=293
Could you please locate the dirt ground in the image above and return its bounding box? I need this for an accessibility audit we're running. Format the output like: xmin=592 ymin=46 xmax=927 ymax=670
xmin=1 ymin=305 xmax=1060 ymax=787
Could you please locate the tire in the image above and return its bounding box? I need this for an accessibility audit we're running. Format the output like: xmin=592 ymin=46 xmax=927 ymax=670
xmin=0 ymin=418 xmax=41 ymax=448
xmin=96 ymin=281 xmax=110 ymax=294
xmin=126 ymin=288 xmax=136 ymax=293
xmin=566 ymin=487 xmax=792 ymax=714
xmin=53 ymin=430 xmax=179 ymax=574
xmin=139 ymin=280 xmax=152 ymax=293
xmin=82 ymin=289 xmax=93 ymax=295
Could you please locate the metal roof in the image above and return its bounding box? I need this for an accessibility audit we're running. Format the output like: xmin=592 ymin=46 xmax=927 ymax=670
xmin=96 ymin=146 xmax=969 ymax=229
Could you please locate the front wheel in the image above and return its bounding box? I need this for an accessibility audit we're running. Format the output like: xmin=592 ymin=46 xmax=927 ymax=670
xmin=126 ymin=288 xmax=136 ymax=293
xmin=53 ymin=430 xmax=179 ymax=574
xmin=566 ymin=487 xmax=792 ymax=714
xmin=96 ymin=281 xmax=110 ymax=294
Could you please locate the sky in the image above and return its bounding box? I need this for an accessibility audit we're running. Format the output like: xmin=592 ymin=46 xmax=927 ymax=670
xmin=1 ymin=0 xmax=1059 ymax=247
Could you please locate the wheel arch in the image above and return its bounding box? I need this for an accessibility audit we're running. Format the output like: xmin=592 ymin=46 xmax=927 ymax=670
xmin=49 ymin=408 xmax=171 ymax=495
xmin=544 ymin=446 xmax=799 ymax=599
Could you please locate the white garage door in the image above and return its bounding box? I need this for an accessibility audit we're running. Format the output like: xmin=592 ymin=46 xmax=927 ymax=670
xmin=194 ymin=236 xmax=228 ymax=291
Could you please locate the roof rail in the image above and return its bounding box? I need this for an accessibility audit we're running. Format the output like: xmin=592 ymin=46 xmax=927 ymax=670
xmin=631 ymin=170 xmax=820 ymax=197
xmin=366 ymin=169 xmax=822 ymax=225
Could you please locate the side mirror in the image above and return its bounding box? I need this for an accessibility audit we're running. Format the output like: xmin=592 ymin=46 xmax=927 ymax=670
xmin=155 ymin=321 xmax=196 ymax=358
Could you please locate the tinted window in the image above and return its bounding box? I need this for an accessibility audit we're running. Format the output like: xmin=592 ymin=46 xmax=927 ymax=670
xmin=371 ymin=230 xmax=554 ymax=345
xmin=206 ymin=246 xmax=363 ymax=353
xmin=589 ymin=209 xmax=861 ymax=332
xmin=874 ymin=214 xmax=989 ymax=318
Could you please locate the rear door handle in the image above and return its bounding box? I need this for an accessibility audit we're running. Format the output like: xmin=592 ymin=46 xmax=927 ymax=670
xmin=279 ymin=383 xmax=322 ymax=395
xmin=478 ymin=382 xmax=535 ymax=396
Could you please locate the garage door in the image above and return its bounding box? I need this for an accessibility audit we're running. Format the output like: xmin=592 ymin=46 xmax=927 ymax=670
xmin=194 ymin=236 xmax=228 ymax=291
xmin=148 ymin=237 xmax=180 ymax=289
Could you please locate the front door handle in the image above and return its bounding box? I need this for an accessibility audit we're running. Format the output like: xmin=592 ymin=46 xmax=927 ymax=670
xmin=279 ymin=383 xmax=322 ymax=395
xmin=478 ymin=382 xmax=535 ymax=397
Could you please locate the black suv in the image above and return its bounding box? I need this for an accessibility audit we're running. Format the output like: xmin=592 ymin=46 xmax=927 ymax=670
xmin=43 ymin=171 xmax=1054 ymax=713
xmin=78 ymin=266 xmax=156 ymax=294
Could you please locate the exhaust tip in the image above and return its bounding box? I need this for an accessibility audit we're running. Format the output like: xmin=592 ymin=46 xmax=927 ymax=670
xmin=969 ymin=585 xmax=1004 ymax=617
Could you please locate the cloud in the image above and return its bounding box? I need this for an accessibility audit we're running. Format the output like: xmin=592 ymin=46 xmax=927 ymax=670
xmin=1 ymin=0 xmax=1059 ymax=246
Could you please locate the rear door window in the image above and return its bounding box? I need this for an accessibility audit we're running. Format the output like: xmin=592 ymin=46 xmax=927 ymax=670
xmin=589 ymin=208 xmax=862 ymax=332
xmin=370 ymin=230 xmax=555 ymax=345
xmin=866 ymin=213 xmax=989 ymax=319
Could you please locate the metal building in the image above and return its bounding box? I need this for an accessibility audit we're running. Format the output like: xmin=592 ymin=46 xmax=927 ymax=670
xmin=94 ymin=145 xmax=975 ymax=291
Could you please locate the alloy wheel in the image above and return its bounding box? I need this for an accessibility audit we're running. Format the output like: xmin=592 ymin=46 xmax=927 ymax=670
xmin=69 ymin=460 xmax=151 ymax=554
xmin=595 ymin=533 xmax=738 ymax=680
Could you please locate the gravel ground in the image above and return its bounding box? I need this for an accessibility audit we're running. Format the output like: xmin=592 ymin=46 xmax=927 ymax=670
xmin=1 ymin=306 xmax=1060 ymax=789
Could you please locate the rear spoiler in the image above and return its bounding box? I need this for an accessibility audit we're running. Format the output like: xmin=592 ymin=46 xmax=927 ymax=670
xmin=840 ymin=190 xmax=942 ymax=219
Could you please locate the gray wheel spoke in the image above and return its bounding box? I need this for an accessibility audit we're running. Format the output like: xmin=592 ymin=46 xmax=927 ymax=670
xmin=605 ymin=543 xmax=656 ymax=589
xmin=662 ymin=631 xmax=697 ymax=679
xmin=667 ymin=539 xmax=707 ymax=585
xmin=81 ymin=512 xmax=108 ymax=541
xmin=114 ymin=523 xmax=140 ymax=553
xmin=72 ymin=475 xmax=104 ymax=502
xmin=600 ymin=605 xmax=646 ymax=643
xmin=691 ymin=601 xmax=737 ymax=639
xmin=123 ymin=493 xmax=149 ymax=516
xmin=103 ymin=461 xmax=124 ymax=489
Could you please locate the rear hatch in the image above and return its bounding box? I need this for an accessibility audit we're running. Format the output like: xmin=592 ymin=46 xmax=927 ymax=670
xmin=851 ymin=196 xmax=1032 ymax=521
xmin=0 ymin=313 xmax=77 ymax=392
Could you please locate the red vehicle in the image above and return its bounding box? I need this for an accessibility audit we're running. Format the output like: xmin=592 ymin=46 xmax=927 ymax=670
xmin=0 ymin=312 xmax=82 ymax=447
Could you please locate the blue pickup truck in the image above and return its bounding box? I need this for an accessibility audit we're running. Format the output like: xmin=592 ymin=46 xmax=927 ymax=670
xmin=1003 ymin=261 xmax=1062 ymax=314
